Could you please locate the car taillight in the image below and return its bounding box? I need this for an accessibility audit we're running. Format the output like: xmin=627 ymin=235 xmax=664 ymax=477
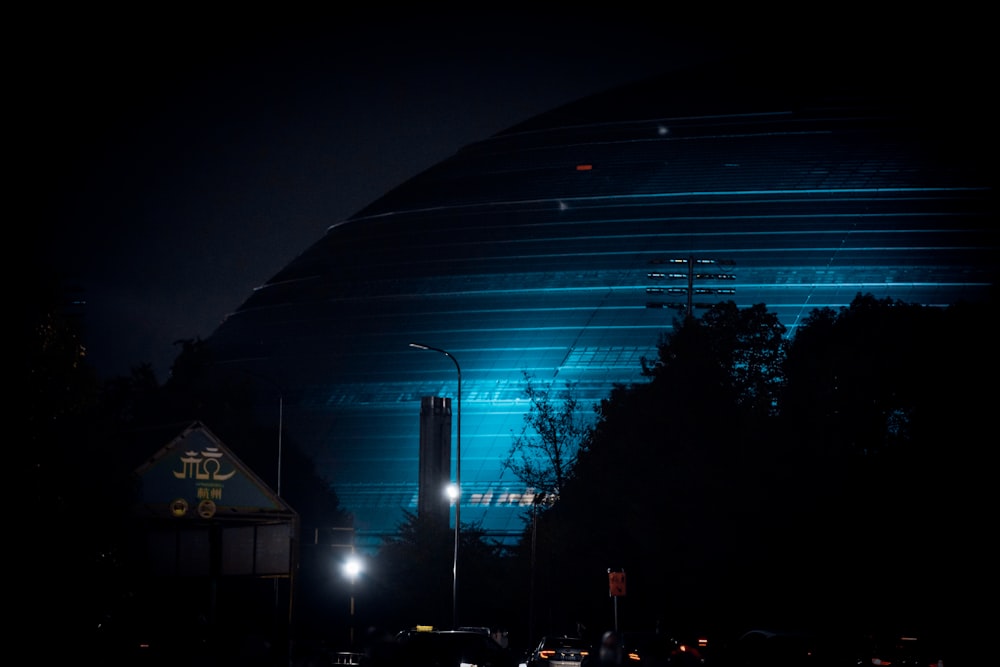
xmin=627 ymin=651 xmax=641 ymax=661
xmin=539 ymin=650 xmax=555 ymax=659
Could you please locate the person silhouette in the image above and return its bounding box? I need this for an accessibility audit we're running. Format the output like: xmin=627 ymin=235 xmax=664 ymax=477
xmin=582 ymin=630 xmax=624 ymax=666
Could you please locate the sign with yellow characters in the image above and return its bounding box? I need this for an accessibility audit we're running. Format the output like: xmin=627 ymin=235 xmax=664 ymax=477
xmin=134 ymin=421 xmax=292 ymax=519
xmin=133 ymin=422 xmax=298 ymax=578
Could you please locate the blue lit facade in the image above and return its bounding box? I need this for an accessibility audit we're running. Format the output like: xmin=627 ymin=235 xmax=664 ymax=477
xmin=204 ymin=55 xmax=996 ymax=547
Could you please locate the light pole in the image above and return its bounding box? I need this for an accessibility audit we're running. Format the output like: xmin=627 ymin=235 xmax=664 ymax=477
xmin=224 ymin=369 xmax=286 ymax=636
xmin=342 ymin=554 xmax=362 ymax=650
xmin=529 ymin=491 xmax=546 ymax=645
xmin=408 ymin=342 xmax=461 ymax=629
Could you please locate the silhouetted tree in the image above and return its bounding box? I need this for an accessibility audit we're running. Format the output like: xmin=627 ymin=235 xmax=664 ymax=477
xmin=363 ymin=510 xmax=519 ymax=636
xmin=783 ymin=294 xmax=951 ymax=458
xmin=503 ymin=371 xmax=593 ymax=499
xmin=96 ymin=363 xmax=161 ymax=426
xmin=526 ymin=302 xmax=791 ymax=636
xmin=642 ymin=302 xmax=787 ymax=421
xmin=779 ymin=292 xmax=993 ymax=636
xmin=371 ymin=511 xmax=463 ymax=630
xmin=24 ymin=276 xmax=137 ymax=656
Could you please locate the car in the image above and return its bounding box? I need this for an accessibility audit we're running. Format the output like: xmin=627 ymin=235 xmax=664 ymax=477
xmin=527 ymin=636 xmax=592 ymax=667
xmin=618 ymin=630 xmax=704 ymax=666
xmin=385 ymin=628 xmax=520 ymax=667
xmin=854 ymin=632 xmax=946 ymax=667
xmin=720 ymin=628 xmax=844 ymax=666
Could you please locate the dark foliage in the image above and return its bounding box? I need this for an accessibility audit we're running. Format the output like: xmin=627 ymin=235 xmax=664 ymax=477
xmin=364 ymin=511 xmax=520 ymax=636
xmin=524 ymin=294 xmax=991 ymax=647
xmin=503 ymin=371 xmax=591 ymax=498
xmin=27 ymin=280 xmax=994 ymax=660
xmin=25 ymin=310 xmax=352 ymax=658
xmin=24 ymin=277 xmax=137 ymax=657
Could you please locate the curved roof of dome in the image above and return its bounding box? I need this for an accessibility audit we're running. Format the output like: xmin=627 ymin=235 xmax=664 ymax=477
xmin=342 ymin=47 xmax=990 ymax=223
xmin=205 ymin=50 xmax=996 ymax=546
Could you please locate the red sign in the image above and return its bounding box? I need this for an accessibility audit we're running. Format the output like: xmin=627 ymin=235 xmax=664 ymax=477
xmin=608 ymin=570 xmax=626 ymax=597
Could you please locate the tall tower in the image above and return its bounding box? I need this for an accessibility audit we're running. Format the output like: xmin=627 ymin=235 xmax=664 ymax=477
xmin=418 ymin=396 xmax=451 ymax=526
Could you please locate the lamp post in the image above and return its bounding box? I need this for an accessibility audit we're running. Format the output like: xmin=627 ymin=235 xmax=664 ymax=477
xmin=529 ymin=491 xmax=546 ymax=645
xmin=224 ymin=369 xmax=286 ymax=636
xmin=342 ymin=554 xmax=362 ymax=650
xmin=408 ymin=342 xmax=461 ymax=629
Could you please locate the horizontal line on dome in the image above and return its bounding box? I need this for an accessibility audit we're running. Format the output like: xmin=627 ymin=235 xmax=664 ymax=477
xmin=320 ymin=220 xmax=983 ymax=255
xmin=333 ymin=186 xmax=988 ymax=226
xmin=252 ymin=245 xmax=987 ymax=294
xmin=419 ymin=234 xmax=980 ymax=255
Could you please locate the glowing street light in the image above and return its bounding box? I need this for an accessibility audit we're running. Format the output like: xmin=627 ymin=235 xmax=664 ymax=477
xmin=342 ymin=555 xmax=362 ymax=580
xmin=408 ymin=342 xmax=461 ymax=629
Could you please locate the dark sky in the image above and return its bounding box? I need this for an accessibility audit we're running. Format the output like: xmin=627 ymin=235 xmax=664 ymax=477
xmin=27 ymin=10 xmax=987 ymax=380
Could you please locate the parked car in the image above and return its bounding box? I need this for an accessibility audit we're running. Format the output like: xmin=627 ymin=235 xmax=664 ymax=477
xmin=719 ymin=628 xmax=844 ymax=666
xmin=527 ymin=636 xmax=592 ymax=667
xmin=383 ymin=628 xmax=519 ymax=667
xmin=616 ymin=630 xmax=705 ymax=666
xmin=854 ymin=632 xmax=946 ymax=666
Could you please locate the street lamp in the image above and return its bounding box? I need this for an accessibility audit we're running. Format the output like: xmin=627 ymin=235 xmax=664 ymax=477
xmin=342 ymin=554 xmax=362 ymax=650
xmin=223 ymin=369 xmax=287 ymax=634
xmin=408 ymin=342 xmax=461 ymax=629
xmin=529 ymin=491 xmax=546 ymax=644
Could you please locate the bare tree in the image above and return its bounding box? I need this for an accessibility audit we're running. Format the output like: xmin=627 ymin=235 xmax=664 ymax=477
xmin=503 ymin=371 xmax=591 ymax=498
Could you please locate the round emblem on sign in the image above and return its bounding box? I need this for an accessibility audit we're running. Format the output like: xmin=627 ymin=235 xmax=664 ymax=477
xmin=197 ymin=499 xmax=217 ymax=519
xmin=170 ymin=498 xmax=189 ymax=517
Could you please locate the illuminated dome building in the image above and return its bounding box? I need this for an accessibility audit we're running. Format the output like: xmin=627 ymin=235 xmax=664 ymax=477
xmin=204 ymin=50 xmax=996 ymax=547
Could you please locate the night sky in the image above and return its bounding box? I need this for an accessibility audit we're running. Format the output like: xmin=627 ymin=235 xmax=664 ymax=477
xmin=26 ymin=10 xmax=988 ymax=380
